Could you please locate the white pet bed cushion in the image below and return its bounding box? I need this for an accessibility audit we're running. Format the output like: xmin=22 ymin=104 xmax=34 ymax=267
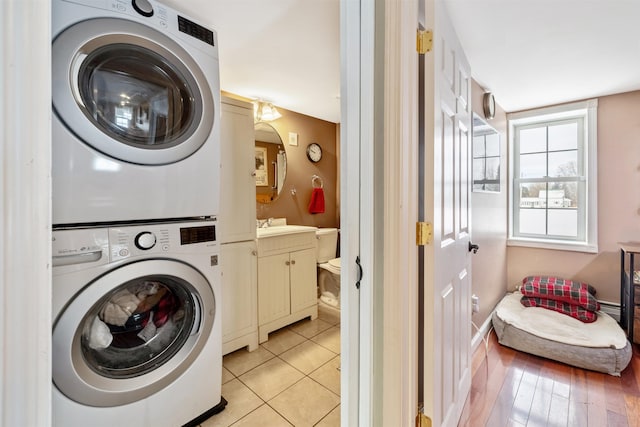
xmin=492 ymin=292 xmax=632 ymax=376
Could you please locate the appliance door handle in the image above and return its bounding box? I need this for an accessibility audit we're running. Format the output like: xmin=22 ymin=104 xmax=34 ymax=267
xmin=190 ymin=293 xmax=202 ymax=335
xmin=52 ymin=250 xmax=102 ymax=267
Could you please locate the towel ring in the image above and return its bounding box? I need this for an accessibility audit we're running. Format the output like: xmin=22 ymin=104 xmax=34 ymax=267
xmin=311 ymin=174 xmax=324 ymax=189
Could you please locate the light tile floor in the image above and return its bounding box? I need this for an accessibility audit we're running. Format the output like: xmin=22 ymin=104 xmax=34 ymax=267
xmin=202 ymin=306 xmax=341 ymax=427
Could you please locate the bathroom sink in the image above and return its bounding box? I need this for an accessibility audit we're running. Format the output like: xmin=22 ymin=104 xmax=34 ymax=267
xmin=256 ymin=225 xmax=318 ymax=238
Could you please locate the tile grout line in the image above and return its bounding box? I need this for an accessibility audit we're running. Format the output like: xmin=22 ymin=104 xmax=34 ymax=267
xmin=220 ymin=311 xmax=341 ymax=426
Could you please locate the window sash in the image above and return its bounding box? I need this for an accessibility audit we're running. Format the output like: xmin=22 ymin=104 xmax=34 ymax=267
xmin=512 ymin=117 xmax=586 ymax=243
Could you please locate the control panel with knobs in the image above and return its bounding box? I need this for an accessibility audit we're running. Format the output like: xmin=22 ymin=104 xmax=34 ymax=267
xmin=135 ymin=231 xmax=157 ymax=250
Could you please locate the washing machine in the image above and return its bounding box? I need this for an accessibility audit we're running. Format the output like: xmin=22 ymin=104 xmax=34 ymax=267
xmin=52 ymin=220 xmax=225 ymax=426
xmin=52 ymin=0 xmax=221 ymax=226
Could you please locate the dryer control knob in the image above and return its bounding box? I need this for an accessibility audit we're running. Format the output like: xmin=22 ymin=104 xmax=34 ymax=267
xmin=135 ymin=232 xmax=157 ymax=250
xmin=132 ymin=0 xmax=154 ymax=17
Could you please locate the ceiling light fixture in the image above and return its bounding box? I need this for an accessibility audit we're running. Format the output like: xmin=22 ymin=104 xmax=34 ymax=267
xmin=254 ymin=100 xmax=282 ymax=122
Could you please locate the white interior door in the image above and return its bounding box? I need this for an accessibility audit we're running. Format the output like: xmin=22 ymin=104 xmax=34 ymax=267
xmin=421 ymin=1 xmax=472 ymax=425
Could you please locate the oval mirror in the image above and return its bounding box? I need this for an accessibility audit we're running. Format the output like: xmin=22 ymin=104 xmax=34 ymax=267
xmin=254 ymin=122 xmax=287 ymax=204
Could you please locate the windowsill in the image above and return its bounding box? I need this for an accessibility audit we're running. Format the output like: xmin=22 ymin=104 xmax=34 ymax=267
xmin=507 ymin=237 xmax=598 ymax=254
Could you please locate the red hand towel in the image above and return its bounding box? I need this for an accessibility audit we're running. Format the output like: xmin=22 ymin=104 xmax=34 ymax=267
xmin=308 ymin=188 xmax=325 ymax=214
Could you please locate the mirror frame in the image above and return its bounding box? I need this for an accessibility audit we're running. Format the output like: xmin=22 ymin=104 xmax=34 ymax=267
xmin=254 ymin=122 xmax=287 ymax=204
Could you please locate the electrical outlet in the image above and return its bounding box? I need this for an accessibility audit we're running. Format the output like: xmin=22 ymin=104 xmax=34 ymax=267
xmin=471 ymin=294 xmax=479 ymax=314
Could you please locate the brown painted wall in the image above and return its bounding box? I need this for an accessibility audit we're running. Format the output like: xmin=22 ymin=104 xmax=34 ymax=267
xmin=222 ymin=91 xmax=339 ymax=229
xmin=507 ymin=90 xmax=640 ymax=303
xmin=259 ymin=107 xmax=339 ymax=228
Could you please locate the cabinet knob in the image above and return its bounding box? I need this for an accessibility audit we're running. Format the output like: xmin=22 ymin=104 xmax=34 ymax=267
xmin=285 ymin=260 xmax=290 ymax=266
xmin=291 ymin=260 xmax=296 ymax=265
xmin=251 ymin=250 xmax=257 ymax=256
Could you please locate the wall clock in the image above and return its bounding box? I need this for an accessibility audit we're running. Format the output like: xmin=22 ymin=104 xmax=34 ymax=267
xmin=306 ymin=142 xmax=322 ymax=163
xmin=483 ymin=92 xmax=496 ymax=119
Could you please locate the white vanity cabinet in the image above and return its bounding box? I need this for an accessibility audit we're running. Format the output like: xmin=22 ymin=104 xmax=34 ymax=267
xmin=256 ymin=229 xmax=318 ymax=342
xmin=221 ymin=241 xmax=258 ymax=355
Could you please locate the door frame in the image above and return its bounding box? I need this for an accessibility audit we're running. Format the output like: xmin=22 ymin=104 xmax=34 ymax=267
xmin=381 ymin=0 xmax=420 ymax=425
xmin=341 ymin=0 xmax=420 ymax=425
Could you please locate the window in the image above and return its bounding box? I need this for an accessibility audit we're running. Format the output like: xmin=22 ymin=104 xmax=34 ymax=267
xmin=472 ymin=114 xmax=500 ymax=192
xmin=508 ymin=100 xmax=597 ymax=252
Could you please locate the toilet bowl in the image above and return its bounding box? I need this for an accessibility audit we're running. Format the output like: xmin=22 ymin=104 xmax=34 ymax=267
xmin=316 ymin=228 xmax=340 ymax=312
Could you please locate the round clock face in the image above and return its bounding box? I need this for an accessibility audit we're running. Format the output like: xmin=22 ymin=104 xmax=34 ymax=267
xmin=306 ymin=143 xmax=322 ymax=163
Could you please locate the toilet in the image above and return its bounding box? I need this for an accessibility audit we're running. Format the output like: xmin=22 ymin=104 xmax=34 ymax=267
xmin=316 ymin=228 xmax=340 ymax=313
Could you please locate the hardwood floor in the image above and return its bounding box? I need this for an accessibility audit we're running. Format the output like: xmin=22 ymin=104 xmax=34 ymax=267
xmin=458 ymin=330 xmax=640 ymax=427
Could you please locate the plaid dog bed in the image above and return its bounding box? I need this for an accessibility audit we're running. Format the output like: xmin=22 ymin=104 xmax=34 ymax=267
xmin=520 ymin=296 xmax=598 ymax=323
xmin=521 ymin=276 xmax=600 ymax=312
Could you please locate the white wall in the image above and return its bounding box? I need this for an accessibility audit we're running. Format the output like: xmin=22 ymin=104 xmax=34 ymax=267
xmin=1 ymin=1 xmax=52 ymax=426
xmin=470 ymin=80 xmax=508 ymax=327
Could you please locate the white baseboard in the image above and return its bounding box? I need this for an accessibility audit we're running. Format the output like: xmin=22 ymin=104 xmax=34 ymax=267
xmin=471 ymin=313 xmax=494 ymax=354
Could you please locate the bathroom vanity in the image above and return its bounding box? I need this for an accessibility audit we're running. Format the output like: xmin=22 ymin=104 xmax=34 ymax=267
xmin=256 ymin=225 xmax=318 ymax=342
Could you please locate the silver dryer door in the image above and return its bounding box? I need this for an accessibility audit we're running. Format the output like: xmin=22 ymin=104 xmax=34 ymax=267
xmin=52 ymin=259 xmax=215 ymax=407
xmin=52 ymin=18 xmax=215 ymax=165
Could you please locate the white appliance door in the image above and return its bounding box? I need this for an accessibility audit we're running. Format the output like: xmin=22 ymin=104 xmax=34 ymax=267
xmin=52 ymin=18 xmax=214 ymax=165
xmin=52 ymin=259 xmax=215 ymax=407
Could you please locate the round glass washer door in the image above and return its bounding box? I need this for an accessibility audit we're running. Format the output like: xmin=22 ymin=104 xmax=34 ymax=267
xmin=52 ymin=18 xmax=215 ymax=165
xmin=52 ymin=259 xmax=215 ymax=407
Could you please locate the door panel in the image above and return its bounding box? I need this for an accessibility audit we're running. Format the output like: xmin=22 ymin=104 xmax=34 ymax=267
xmin=290 ymin=248 xmax=318 ymax=313
xmin=257 ymin=253 xmax=290 ymax=324
xmin=442 ymin=107 xmax=456 ymax=241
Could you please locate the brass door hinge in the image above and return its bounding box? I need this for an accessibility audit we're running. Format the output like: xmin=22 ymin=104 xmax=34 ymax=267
xmin=417 ymin=29 xmax=433 ymax=54
xmin=416 ymin=405 xmax=432 ymax=427
xmin=416 ymin=222 xmax=433 ymax=246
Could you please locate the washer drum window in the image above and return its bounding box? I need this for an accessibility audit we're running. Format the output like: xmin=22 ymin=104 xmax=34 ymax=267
xmin=52 ymin=260 xmax=216 ymax=407
xmin=77 ymin=43 xmax=195 ymax=150
xmin=52 ymin=18 xmax=215 ymax=165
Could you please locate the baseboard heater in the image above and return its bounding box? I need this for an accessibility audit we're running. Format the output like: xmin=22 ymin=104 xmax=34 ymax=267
xmin=598 ymin=300 xmax=620 ymax=322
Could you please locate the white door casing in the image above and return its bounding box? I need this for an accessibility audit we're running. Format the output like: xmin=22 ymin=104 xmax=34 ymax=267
xmin=381 ymin=0 xmax=420 ymax=425
xmin=421 ymin=1 xmax=473 ymax=426
xmin=1 ymin=1 xmax=52 ymax=426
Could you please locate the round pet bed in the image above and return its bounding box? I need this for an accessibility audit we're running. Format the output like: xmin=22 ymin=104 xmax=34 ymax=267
xmin=492 ymin=292 xmax=632 ymax=376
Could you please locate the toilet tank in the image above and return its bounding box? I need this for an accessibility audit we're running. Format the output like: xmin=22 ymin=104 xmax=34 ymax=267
xmin=316 ymin=228 xmax=338 ymax=263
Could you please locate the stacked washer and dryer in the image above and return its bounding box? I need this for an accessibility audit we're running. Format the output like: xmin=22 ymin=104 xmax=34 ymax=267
xmin=51 ymin=0 xmax=226 ymax=425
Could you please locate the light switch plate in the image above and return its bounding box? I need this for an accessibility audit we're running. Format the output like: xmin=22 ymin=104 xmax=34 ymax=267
xmin=288 ymin=132 xmax=298 ymax=146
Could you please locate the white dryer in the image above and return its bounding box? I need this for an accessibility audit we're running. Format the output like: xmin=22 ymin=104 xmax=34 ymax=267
xmin=52 ymin=220 xmax=225 ymax=426
xmin=52 ymin=0 xmax=221 ymax=226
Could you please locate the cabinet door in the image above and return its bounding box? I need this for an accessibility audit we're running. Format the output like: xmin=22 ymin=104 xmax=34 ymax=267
xmin=289 ymin=248 xmax=318 ymax=313
xmin=220 ymin=241 xmax=258 ymax=344
xmin=258 ymin=253 xmax=291 ymax=324
xmin=219 ymin=98 xmax=256 ymax=243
